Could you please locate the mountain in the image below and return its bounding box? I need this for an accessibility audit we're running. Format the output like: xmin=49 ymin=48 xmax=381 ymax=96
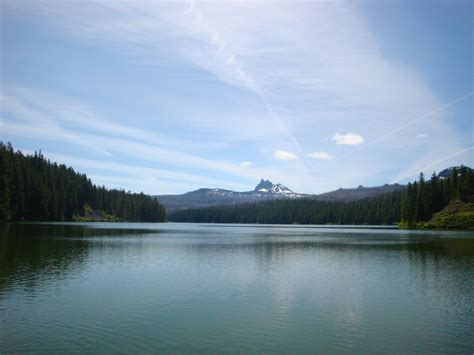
xmin=254 ymin=178 xmax=274 ymax=192
xmin=254 ymin=178 xmax=295 ymax=194
xmin=156 ymin=166 xmax=470 ymax=213
xmin=309 ymin=183 xmax=404 ymax=202
xmin=438 ymin=166 xmax=473 ymax=179
xmin=167 ymin=165 xmax=474 ymax=227
xmin=155 ymin=179 xmax=404 ymax=212
xmin=155 ymin=179 xmax=308 ymax=212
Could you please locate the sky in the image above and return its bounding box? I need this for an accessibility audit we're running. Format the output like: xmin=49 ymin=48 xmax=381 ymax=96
xmin=0 ymin=0 xmax=472 ymax=194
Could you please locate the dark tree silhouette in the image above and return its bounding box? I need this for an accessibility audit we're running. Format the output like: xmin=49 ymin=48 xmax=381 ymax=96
xmin=0 ymin=142 xmax=165 ymax=222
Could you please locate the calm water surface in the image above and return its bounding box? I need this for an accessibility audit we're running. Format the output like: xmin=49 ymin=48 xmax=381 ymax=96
xmin=1 ymin=223 xmax=473 ymax=353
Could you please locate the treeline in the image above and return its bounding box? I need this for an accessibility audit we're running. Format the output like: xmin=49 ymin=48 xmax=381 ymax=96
xmin=169 ymin=190 xmax=403 ymax=225
xmin=0 ymin=142 xmax=165 ymax=222
xmin=400 ymin=166 xmax=474 ymax=227
xmin=170 ymin=167 xmax=473 ymax=228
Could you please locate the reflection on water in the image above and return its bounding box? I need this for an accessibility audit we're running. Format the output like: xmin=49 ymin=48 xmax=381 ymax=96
xmin=0 ymin=223 xmax=473 ymax=353
xmin=0 ymin=224 xmax=158 ymax=293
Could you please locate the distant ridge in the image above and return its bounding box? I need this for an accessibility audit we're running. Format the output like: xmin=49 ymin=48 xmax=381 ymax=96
xmin=155 ymin=166 xmax=471 ymax=212
xmin=155 ymin=179 xmax=308 ymax=213
xmin=310 ymin=183 xmax=404 ymax=202
xmin=154 ymin=179 xmax=404 ymax=212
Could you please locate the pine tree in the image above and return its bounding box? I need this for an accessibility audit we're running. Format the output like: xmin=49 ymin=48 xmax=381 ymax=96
xmin=430 ymin=172 xmax=443 ymax=214
xmin=0 ymin=148 xmax=10 ymax=221
xmin=0 ymin=142 xmax=166 ymax=222
xmin=401 ymin=182 xmax=415 ymax=226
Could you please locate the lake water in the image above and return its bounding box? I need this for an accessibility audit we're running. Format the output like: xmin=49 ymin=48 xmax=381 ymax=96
xmin=1 ymin=223 xmax=473 ymax=353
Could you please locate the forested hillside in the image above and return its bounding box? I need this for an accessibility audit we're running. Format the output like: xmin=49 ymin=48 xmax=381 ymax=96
xmin=0 ymin=142 xmax=165 ymax=222
xmin=1 ymin=141 xmax=471 ymax=228
xmin=170 ymin=166 xmax=473 ymax=229
xmin=169 ymin=190 xmax=403 ymax=225
xmin=400 ymin=166 xmax=474 ymax=228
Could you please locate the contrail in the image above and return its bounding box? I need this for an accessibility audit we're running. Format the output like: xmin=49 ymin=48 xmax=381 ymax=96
xmin=184 ymin=0 xmax=317 ymax=174
xmin=372 ymin=91 xmax=473 ymax=143
xmin=394 ymin=145 xmax=473 ymax=182
xmin=261 ymin=97 xmax=319 ymax=174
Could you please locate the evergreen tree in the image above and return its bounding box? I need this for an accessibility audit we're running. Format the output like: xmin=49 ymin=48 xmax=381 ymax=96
xmin=430 ymin=172 xmax=443 ymax=214
xmin=0 ymin=149 xmax=10 ymax=220
xmin=399 ymin=166 xmax=473 ymax=226
xmin=401 ymin=182 xmax=414 ymax=225
xmin=0 ymin=142 xmax=166 ymax=222
xmin=171 ymin=166 xmax=473 ymax=227
xmin=169 ymin=190 xmax=404 ymax=225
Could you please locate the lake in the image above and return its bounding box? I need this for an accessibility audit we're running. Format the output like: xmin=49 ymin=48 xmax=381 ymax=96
xmin=1 ymin=223 xmax=473 ymax=353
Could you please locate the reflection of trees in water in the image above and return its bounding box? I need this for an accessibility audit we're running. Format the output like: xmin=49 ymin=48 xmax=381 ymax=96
xmin=0 ymin=224 xmax=156 ymax=293
xmin=404 ymin=237 xmax=474 ymax=298
xmin=404 ymin=237 xmax=474 ymax=257
xmin=1 ymin=224 xmax=472 ymax=298
xmin=181 ymin=231 xmax=474 ymax=295
xmin=183 ymin=231 xmax=474 ymax=260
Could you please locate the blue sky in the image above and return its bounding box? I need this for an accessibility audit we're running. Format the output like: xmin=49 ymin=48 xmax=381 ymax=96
xmin=1 ymin=0 xmax=472 ymax=194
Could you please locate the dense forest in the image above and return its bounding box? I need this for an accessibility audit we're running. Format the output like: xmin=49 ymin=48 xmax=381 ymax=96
xmin=170 ymin=166 xmax=474 ymax=227
xmin=400 ymin=166 xmax=474 ymax=228
xmin=0 ymin=142 xmax=165 ymax=222
xmin=169 ymin=191 xmax=404 ymax=225
xmin=1 ymin=141 xmax=471 ymax=227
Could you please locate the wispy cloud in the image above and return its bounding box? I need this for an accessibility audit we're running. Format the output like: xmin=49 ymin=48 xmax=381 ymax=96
xmin=1 ymin=86 xmax=232 ymax=152
xmin=20 ymin=150 xmax=251 ymax=193
xmin=240 ymin=161 xmax=252 ymax=167
xmin=1 ymin=1 xmax=471 ymax=193
xmin=5 ymin=2 xmax=445 ymax=137
xmin=0 ymin=86 xmax=297 ymax=192
xmin=331 ymin=133 xmax=364 ymax=146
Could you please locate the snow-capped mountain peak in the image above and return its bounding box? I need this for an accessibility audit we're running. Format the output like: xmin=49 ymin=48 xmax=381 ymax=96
xmin=254 ymin=179 xmax=273 ymax=192
xmin=271 ymin=183 xmax=293 ymax=194
xmin=254 ymin=179 xmax=294 ymax=195
xmin=155 ymin=177 xmax=407 ymax=212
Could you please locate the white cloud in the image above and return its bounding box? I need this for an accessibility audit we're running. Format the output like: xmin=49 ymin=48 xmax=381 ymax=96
xmin=240 ymin=161 xmax=252 ymax=167
xmin=416 ymin=133 xmax=429 ymax=139
xmin=2 ymin=1 xmax=469 ymax=194
xmin=274 ymin=150 xmax=297 ymax=161
xmin=5 ymin=2 xmax=446 ymax=143
xmin=1 ymin=88 xmax=330 ymax=193
xmin=23 ymin=150 xmax=251 ymax=193
xmin=331 ymin=133 xmax=364 ymax=146
xmin=0 ymin=86 xmax=294 ymax=189
xmin=306 ymin=151 xmax=333 ymax=160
